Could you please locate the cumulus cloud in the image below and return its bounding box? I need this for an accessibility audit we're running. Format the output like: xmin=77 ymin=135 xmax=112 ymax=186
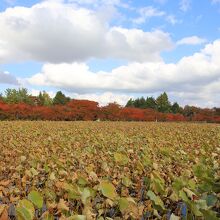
xmin=27 ymin=40 xmax=220 ymax=107
xmin=177 ymin=36 xmax=207 ymax=46
xmin=75 ymin=92 xmax=131 ymax=106
xmin=29 ymin=88 xmax=130 ymax=106
xmin=0 ymin=71 xmax=18 ymax=85
xmin=0 ymin=1 xmax=172 ymax=63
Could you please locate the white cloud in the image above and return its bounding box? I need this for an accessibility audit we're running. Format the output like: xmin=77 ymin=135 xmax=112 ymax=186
xmin=106 ymin=28 xmax=172 ymax=61
xmin=30 ymin=89 xmax=55 ymax=98
xmin=0 ymin=71 xmax=18 ymax=85
xmin=132 ymin=6 xmax=180 ymax=26
xmin=132 ymin=6 xmax=165 ymax=25
xmin=177 ymin=36 xmax=207 ymax=46
xmin=179 ymin=0 xmax=191 ymax=12
xmin=30 ymin=88 xmax=130 ymax=106
xmin=75 ymin=92 xmax=131 ymax=106
xmin=0 ymin=1 xmax=172 ymax=63
xmin=166 ymin=15 xmax=181 ymax=25
xmin=27 ymin=40 xmax=220 ymax=107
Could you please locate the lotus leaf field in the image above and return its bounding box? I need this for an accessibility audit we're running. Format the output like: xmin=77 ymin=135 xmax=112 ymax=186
xmin=0 ymin=121 xmax=219 ymax=220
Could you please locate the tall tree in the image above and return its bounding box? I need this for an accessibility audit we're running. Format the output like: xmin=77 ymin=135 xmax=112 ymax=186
xmin=183 ymin=105 xmax=199 ymax=120
xmin=53 ymin=91 xmax=70 ymax=105
xmin=156 ymin=92 xmax=171 ymax=113
xmin=125 ymin=98 xmax=134 ymax=107
xmin=133 ymin=98 xmax=141 ymax=108
xmin=214 ymin=107 xmax=220 ymax=116
xmin=38 ymin=91 xmax=52 ymax=106
xmin=145 ymin=97 xmax=157 ymax=109
xmin=171 ymin=102 xmax=182 ymax=114
xmin=139 ymin=97 xmax=146 ymax=108
xmin=4 ymin=88 xmax=33 ymax=105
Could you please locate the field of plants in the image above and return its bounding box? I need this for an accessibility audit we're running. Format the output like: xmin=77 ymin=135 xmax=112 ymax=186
xmin=0 ymin=121 xmax=219 ymax=220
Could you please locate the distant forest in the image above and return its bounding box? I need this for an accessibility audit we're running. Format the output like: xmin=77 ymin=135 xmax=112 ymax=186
xmin=0 ymin=88 xmax=219 ymax=122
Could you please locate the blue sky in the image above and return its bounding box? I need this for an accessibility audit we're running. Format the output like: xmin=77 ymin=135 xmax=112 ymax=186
xmin=0 ymin=0 xmax=220 ymax=106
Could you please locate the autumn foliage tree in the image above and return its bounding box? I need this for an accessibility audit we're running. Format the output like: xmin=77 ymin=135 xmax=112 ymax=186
xmin=0 ymin=88 xmax=219 ymax=123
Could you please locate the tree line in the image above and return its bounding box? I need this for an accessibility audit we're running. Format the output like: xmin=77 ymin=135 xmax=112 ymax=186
xmin=0 ymin=88 xmax=219 ymax=122
xmin=0 ymin=88 xmax=70 ymax=106
xmin=126 ymin=92 xmax=182 ymax=114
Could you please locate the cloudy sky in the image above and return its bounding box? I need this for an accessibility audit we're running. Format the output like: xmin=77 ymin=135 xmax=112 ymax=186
xmin=0 ymin=0 xmax=220 ymax=107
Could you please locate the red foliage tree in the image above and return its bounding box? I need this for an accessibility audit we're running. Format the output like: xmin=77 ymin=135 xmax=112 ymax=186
xmin=67 ymin=99 xmax=99 ymax=121
xmin=100 ymin=103 xmax=122 ymax=121
xmin=0 ymin=99 xmax=219 ymax=123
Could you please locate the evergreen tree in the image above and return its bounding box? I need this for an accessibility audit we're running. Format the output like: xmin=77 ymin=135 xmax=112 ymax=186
xmin=171 ymin=102 xmax=181 ymax=114
xmin=139 ymin=97 xmax=146 ymax=108
xmin=156 ymin=92 xmax=171 ymax=113
xmin=53 ymin=91 xmax=70 ymax=105
xmin=38 ymin=92 xmax=44 ymax=105
xmin=145 ymin=97 xmax=157 ymax=109
xmin=125 ymin=98 xmax=134 ymax=107
xmin=133 ymin=98 xmax=141 ymax=108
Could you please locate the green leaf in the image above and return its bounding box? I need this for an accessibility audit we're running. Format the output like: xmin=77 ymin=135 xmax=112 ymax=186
xmin=141 ymin=154 xmax=152 ymax=167
xmin=205 ymin=194 xmax=218 ymax=207
xmin=44 ymin=189 xmax=56 ymax=201
xmin=151 ymin=178 xmax=165 ymax=195
xmin=68 ymin=215 xmax=86 ymax=220
xmin=183 ymin=187 xmax=196 ymax=200
xmin=28 ymin=190 xmax=43 ymax=209
xmin=77 ymin=176 xmax=88 ymax=186
xmin=173 ymin=178 xmax=185 ymax=192
xmin=200 ymin=209 xmax=219 ymax=220
xmin=118 ymin=197 xmax=129 ymax=212
xmin=122 ymin=177 xmax=132 ymax=187
xmin=188 ymin=179 xmax=196 ymax=190
xmin=195 ymin=199 xmax=208 ymax=210
xmin=147 ymin=190 xmax=165 ymax=210
xmin=81 ymin=188 xmax=91 ymax=205
xmin=189 ymin=202 xmax=202 ymax=217
xmin=170 ymin=213 xmax=180 ymax=220
xmin=63 ymin=182 xmax=81 ymax=200
xmin=100 ymin=181 xmax=117 ymax=200
xmin=114 ymin=152 xmax=129 ymax=165
xmin=169 ymin=191 xmax=179 ymax=202
xmin=150 ymin=171 xmax=165 ymax=194
xmin=16 ymin=199 xmax=35 ymax=220
xmin=30 ymin=168 xmax=39 ymax=176
xmin=41 ymin=211 xmax=54 ymax=220
xmin=179 ymin=190 xmax=189 ymax=203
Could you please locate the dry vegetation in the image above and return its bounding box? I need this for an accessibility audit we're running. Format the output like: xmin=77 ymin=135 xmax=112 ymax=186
xmin=0 ymin=121 xmax=219 ymax=219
